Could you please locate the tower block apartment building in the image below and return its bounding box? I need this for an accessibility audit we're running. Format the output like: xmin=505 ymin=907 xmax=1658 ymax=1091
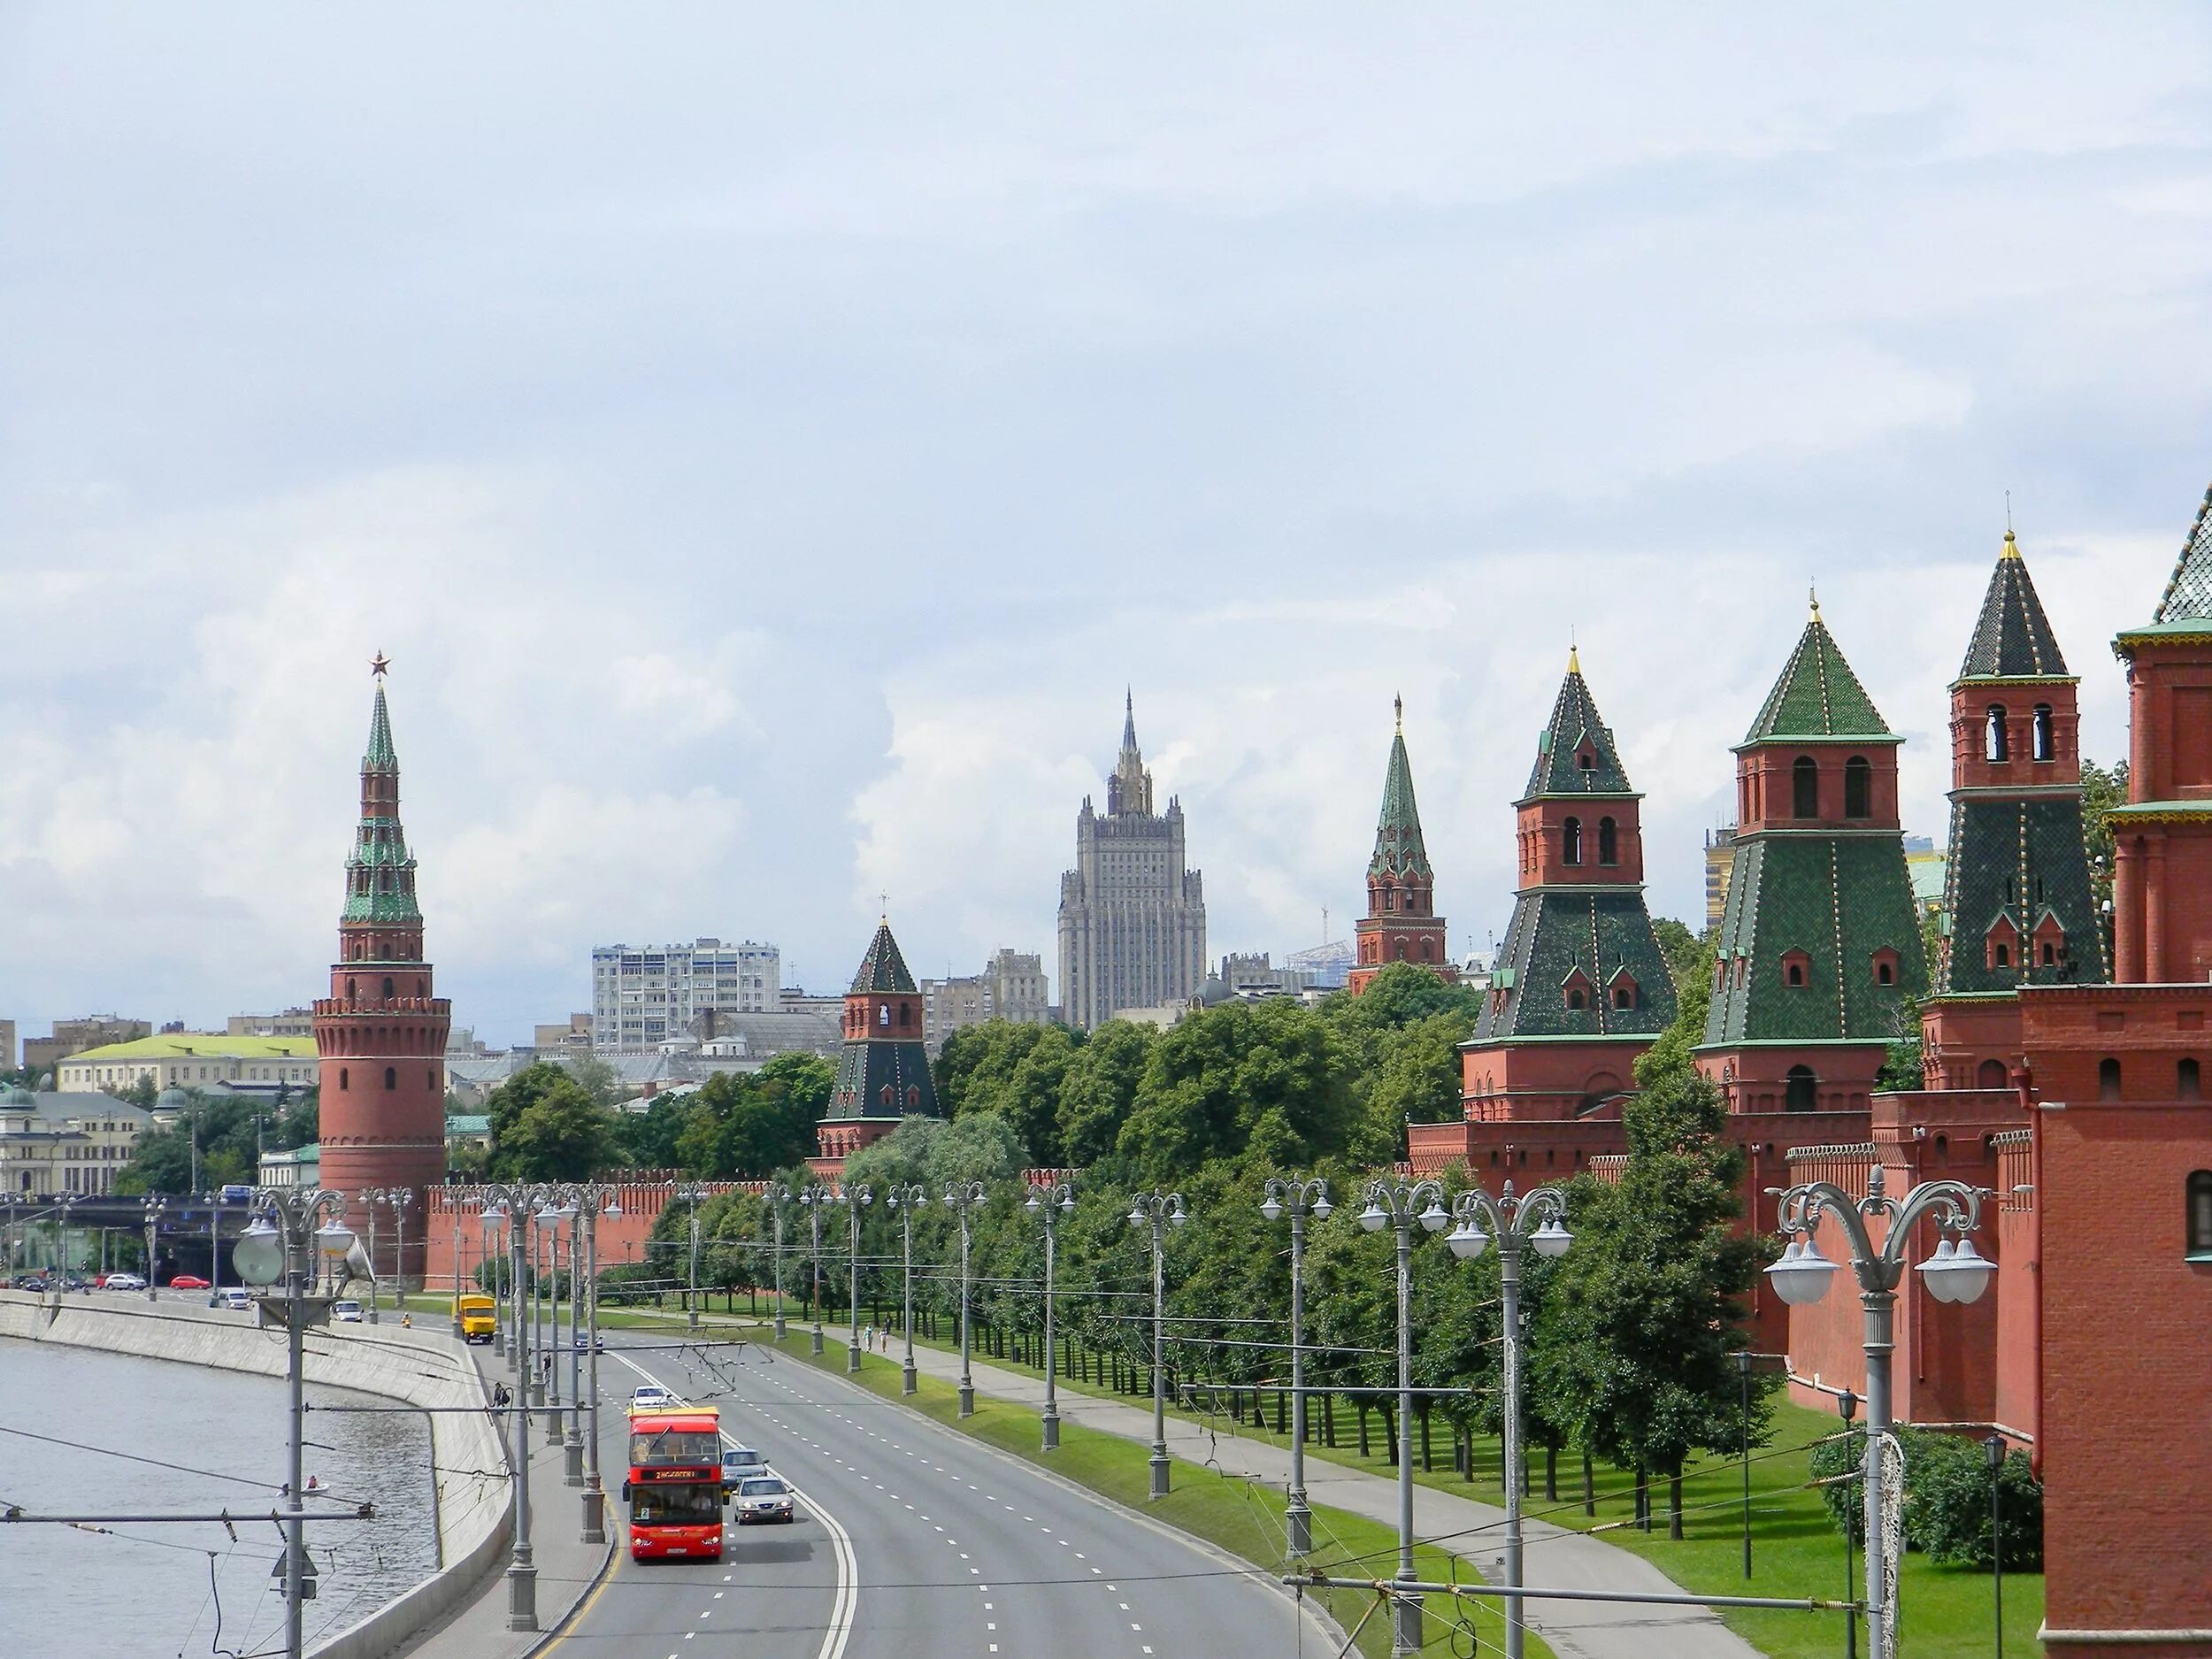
xmin=313 ymin=666 xmax=451 ymax=1288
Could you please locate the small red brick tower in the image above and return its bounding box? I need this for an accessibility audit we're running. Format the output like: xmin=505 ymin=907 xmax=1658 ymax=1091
xmin=2019 ymin=480 xmax=2212 ymax=1655
xmin=1460 ymin=649 xmax=1676 ymax=1118
xmin=814 ymin=917 xmax=941 ymax=1171
xmin=313 ymin=658 xmax=451 ymax=1288
xmin=1348 ymin=697 xmax=1453 ymax=995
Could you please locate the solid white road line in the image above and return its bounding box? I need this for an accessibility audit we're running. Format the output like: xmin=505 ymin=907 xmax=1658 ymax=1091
xmin=610 ymin=1349 xmax=862 ymax=1659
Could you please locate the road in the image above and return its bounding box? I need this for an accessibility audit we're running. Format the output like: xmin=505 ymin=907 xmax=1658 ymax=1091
xmin=538 ymin=1333 xmax=1327 ymax=1659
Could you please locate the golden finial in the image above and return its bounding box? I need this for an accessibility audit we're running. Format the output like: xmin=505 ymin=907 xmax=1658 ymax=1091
xmin=1567 ymin=628 xmax=1580 ymax=674
xmin=1394 ymin=693 xmax=1403 ymax=734
xmin=1809 ymin=586 xmax=1821 ymax=621
xmin=370 ymin=651 xmax=390 ymax=679
xmin=2001 ymin=528 xmax=2021 ymax=561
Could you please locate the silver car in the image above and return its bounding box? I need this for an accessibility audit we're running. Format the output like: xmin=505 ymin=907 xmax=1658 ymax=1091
xmin=731 ymin=1476 xmax=795 ymax=1525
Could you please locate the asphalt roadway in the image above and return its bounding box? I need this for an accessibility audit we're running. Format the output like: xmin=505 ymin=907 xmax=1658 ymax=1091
xmin=535 ymin=1332 xmax=1333 ymax=1659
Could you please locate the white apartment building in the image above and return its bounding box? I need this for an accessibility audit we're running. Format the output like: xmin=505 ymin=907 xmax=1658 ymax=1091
xmin=591 ymin=938 xmax=782 ymax=1052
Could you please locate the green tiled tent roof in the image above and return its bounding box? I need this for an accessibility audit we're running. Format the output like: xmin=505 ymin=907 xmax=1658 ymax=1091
xmin=2152 ymin=481 xmax=2212 ymax=624
xmin=848 ymin=921 xmax=919 ymax=995
xmin=825 ymin=1034 xmax=940 ymax=1119
xmin=1473 ymin=890 xmax=1678 ymax=1041
xmin=1960 ymin=534 xmax=2070 ymax=680
xmin=342 ymin=686 xmax=420 ymax=925
xmin=1743 ymin=611 xmax=1893 ymax=743
xmin=1701 ymin=836 xmax=1925 ymax=1045
xmin=1935 ymin=801 xmax=2107 ymax=992
xmin=1369 ymin=726 xmax=1433 ymax=879
xmin=365 ymin=686 xmax=398 ymax=771
xmin=1525 ymin=656 xmax=1634 ymax=797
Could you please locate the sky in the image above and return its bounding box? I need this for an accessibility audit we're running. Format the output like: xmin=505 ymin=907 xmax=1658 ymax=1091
xmin=4 ymin=6 xmax=2211 ymax=1047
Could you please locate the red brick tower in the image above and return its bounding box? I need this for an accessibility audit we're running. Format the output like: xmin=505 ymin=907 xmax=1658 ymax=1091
xmin=2018 ymin=481 xmax=2212 ymax=1655
xmin=313 ymin=659 xmax=451 ymax=1287
xmin=814 ymin=917 xmax=941 ymax=1172
xmin=1348 ymin=697 xmax=1453 ymax=995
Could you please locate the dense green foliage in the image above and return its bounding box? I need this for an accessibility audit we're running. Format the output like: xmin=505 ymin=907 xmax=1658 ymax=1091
xmin=117 ymin=1087 xmax=319 ymax=1194
xmin=1810 ymin=1428 xmax=2043 ymax=1569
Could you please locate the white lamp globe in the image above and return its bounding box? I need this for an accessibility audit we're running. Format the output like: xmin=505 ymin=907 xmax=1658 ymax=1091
xmin=1358 ymin=1198 xmax=1388 ymax=1233
xmin=315 ymin=1217 xmax=357 ymax=1259
xmin=1417 ymin=1198 xmax=1449 ymax=1233
xmin=1532 ymin=1217 xmax=1574 ymax=1259
xmin=1447 ymin=1221 xmax=1490 ymax=1261
xmin=1261 ymin=1196 xmax=1283 ymax=1223
xmin=233 ymin=1217 xmax=284 ymax=1287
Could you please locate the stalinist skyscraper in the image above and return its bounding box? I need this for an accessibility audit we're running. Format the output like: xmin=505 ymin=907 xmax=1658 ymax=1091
xmin=1057 ymin=694 xmax=1207 ymax=1029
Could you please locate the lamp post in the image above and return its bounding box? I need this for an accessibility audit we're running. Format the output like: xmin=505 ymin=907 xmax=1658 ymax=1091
xmin=357 ymin=1188 xmax=383 ymax=1321
xmin=676 ymin=1182 xmax=708 ymax=1332
xmin=485 ymin=1206 xmax=512 ymax=1364
xmin=841 ymin=1184 xmax=873 ymax=1373
xmin=799 ymin=1183 xmax=836 ymax=1356
xmin=1261 ymin=1177 xmax=1332 ymax=1556
xmin=141 ymin=1194 xmax=165 ymax=1302
xmin=1986 ymin=1432 xmax=2008 ymax=1659
xmin=534 ymin=1193 xmax=580 ymax=1476
xmin=1839 ymin=1387 xmax=1859 ymax=1659
xmin=572 ymin=1183 xmax=622 ymax=1542
xmin=479 ymin=1181 xmax=548 ymax=1631
xmin=1362 ymin=1177 xmax=1450 ymax=1658
xmin=942 ymin=1181 xmax=988 ymax=1416
xmin=1024 ymin=1179 xmax=1075 ymax=1450
xmin=233 ymin=1187 xmax=355 ymax=1659
xmin=1768 ymin=1168 xmax=1991 ymax=1659
xmin=1444 ymin=1180 xmax=1572 ymax=1659
xmin=764 ymin=1180 xmax=792 ymax=1340
xmin=381 ymin=1187 xmax=416 ymax=1310
xmin=884 ymin=1184 xmax=927 ymax=1394
xmin=1126 ymin=1190 xmax=1188 ymax=1500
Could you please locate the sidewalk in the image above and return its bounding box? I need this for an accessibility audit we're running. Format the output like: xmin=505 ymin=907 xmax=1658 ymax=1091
xmin=394 ymin=1341 xmax=622 ymax=1659
xmin=887 ymin=1337 xmax=1763 ymax=1659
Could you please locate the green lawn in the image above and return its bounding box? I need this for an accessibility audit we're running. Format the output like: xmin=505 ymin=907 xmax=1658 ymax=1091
xmin=768 ymin=1326 xmax=1553 ymax=1659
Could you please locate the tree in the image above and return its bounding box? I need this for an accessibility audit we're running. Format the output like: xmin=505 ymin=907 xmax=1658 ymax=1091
xmin=1325 ymin=962 xmax=1483 ymax=1034
xmin=1354 ymin=1010 xmax=1474 ymax=1162
xmin=568 ymin=1054 xmax=624 ymax=1110
xmin=672 ymin=1055 xmax=832 ymax=1178
xmin=937 ymin=1021 xmax=1079 ymax=1165
xmin=611 ymin=1092 xmax=695 ymax=1171
xmin=488 ymin=1070 xmax=616 ymax=1181
xmin=117 ymin=1089 xmax=264 ymax=1194
xmin=1056 ymin=1021 xmax=1153 ymax=1168
xmin=1117 ymin=998 xmax=1357 ymax=1181
xmin=1650 ymin=916 xmax=1706 ymax=989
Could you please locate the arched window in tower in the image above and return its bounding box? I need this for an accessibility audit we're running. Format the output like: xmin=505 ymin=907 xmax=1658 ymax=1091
xmin=899 ymin=1002 xmax=912 ymax=1026
xmin=1577 ymin=749 xmax=1595 ymax=772
xmin=1978 ymin=1058 xmax=2008 ymax=1089
xmin=2099 ymin=1056 xmax=2122 ymax=1100
xmin=1785 ymin=1065 xmax=1817 ymax=1111
xmin=879 ymin=1004 xmax=890 ymax=1027
xmin=1985 ymin=704 xmax=2010 ymax=762
xmin=1394 ymin=941 xmax=1408 ymax=961
xmin=2180 ymin=1058 xmax=2202 ymax=1101
xmin=383 ymin=1065 xmax=396 ymax=1091
xmin=1793 ymin=757 xmax=1819 ymax=818
xmin=907 ymin=1086 xmax=921 ymax=1109
xmin=1421 ymin=938 xmax=1436 ymax=961
xmin=2189 ymin=1171 xmax=2212 ymax=1259
xmin=2032 ymin=703 xmax=2054 ymax=762
xmin=382 ymin=976 xmax=395 ymax=999
xmin=346 ymin=978 xmax=357 ymax=1001
xmin=1844 ymin=756 xmax=1871 ymax=819
xmin=1598 ymin=817 xmax=1618 ymax=865
xmin=340 ymin=1067 xmax=349 ymax=1091
xmin=1563 ymin=817 xmax=1583 ymax=865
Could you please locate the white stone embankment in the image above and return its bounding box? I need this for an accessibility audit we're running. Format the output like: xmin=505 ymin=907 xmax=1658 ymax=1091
xmin=0 ymin=1290 xmax=511 ymax=1659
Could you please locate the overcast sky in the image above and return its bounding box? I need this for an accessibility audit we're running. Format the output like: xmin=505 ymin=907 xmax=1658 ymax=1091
xmin=4 ymin=6 xmax=2210 ymax=1046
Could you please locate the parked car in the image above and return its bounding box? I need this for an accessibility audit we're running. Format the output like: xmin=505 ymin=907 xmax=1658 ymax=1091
xmin=331 ymin=1300 xmax=364 ymax=1323
xmin=720 ymin=1448 xmax=769 ymax=1494
xmin=572 ymin=1330 xmax=605 ymax=1352
xmin=99 ymin=1273 xmax=147 ymax=1291
xmin=11 ymin=1275 xmax=50 ymax=1293
xmin=169 ymin=1274 xmax=211 ymax=1290
xmin=629 ymin=1384 xmax=678 ymax=1411
xmin=218 ymin=1287 xmax=253 ymax=1312
xmin=731 ymin=1475 xmax=795 ymax=1525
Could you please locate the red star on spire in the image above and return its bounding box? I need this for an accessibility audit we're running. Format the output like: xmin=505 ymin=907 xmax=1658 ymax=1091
xmin=370 ymin=652 xmax=391 ymax=679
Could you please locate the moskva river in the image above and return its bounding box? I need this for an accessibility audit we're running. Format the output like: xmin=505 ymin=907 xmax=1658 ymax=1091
xmin=0 ymin=1336 xmax=440 ymax=1658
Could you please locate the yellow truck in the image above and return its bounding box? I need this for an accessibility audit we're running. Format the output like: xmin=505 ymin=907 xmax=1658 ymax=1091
xmin=457 ymin=1294 xmax=497 ymax=1344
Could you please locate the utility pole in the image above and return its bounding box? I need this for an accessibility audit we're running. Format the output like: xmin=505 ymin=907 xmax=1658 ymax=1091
xmin=1024 ymin=1179 xmax=1075 ymax=1450
xmin=885 ymin=1184 xmax=926 ymax=1394
xmin=764 ymin=1180 xmax=792 ymax=1341
xmin=1261 ymin=1177 xmax=1331 ymax=1555
xmin=943 ymin=1182 xmax=988 ymax=1416
xmin=1126 ymin=1191 xmax=1188 ymax=1499
xmin=480 ymin=1182 xmax=548 ymax=1631
xmin=842 ymin=1184 xmax=873 ymax=1373
xmin=676 ymin=1182 xmax=707 ymax=1332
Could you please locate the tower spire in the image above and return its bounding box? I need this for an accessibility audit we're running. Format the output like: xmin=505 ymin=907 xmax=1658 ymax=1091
xmin=1108 ymin=688 xmax=1154 ymax=815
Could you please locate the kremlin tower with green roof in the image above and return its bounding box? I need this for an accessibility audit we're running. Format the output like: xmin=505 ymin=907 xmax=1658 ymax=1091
xmin=1695 ymin=599 xmax=1925 ymax=1114
xmin=313 ymin=659 xmax=451 ymax=1288
xmin=1459 ymin=649 xmax=1677 ymax=1120
xmin=1347 ymin=698 xmax=1454 ymax=995
xmin=815 ymin=916 xmax=941 ymax=1170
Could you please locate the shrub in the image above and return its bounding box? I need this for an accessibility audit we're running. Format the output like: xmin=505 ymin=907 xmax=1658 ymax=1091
xmin=1809 ymin=1425 xmax=2043 ymax=1569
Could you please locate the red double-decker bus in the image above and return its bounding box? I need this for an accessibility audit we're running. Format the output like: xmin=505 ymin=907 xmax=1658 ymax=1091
xmin=623 ymin=1407 xmax=726 ymax=1561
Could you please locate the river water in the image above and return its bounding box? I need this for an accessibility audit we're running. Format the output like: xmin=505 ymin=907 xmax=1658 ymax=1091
xmin=0 ymin=1336 xmax=441 ymax=1659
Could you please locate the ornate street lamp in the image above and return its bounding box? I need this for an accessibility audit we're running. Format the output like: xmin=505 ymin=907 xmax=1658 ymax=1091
xmin=1767 ymin=1167 xmax=1990 ymax=1659
xmin=1446 ymin=1180 xmax=1571 ymax=1659
xmin=883 ymin=1184 xmax=928 ymax=1395
xmin=764 ymin=1180 xmax=793 ymax=1341
xmin=798 ymin=1183 xmax=837 ymax=1356
xmin=1261 ymin=1177 xmax=1331 ymax=1555
xmin=1126 ymin=1190 xmax=1189 ymax=1499
xmin=837 ymin=1184 xmax=873 ymax=1372
xmin=1024 ymin=1179 xmax=1076 ymax=1449
xmin=675 ymin=1182 xmax=709 ymax=1332
xmin=943 ymin=1181 xmax=989 ymax=1416
xmin=1362 ymin=1178 xmax=1450 ymax=1657
xmin=380 ymin=1187 xmax=417 ymax=1310
xmin=141 ymin=1194 xmax=166 ymax=1303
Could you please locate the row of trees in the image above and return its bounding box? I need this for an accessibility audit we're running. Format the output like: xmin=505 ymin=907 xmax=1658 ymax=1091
xmin=115 ymin=1087 xmax=319 ymax=1195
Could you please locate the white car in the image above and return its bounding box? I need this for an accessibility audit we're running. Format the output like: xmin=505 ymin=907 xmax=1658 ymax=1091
xmin=732 ymin=1475 xmax=795 ymax=1525
xmin=332 ymin=1300 xmax=365 ymax=1323
xmin=218 ymin=1288 xmax=253 ymax=1312
xmin=629 ymin=1384 xmax=678 ymax=1410
xmin=101 ymin=1273 xmax=146 ymax=1292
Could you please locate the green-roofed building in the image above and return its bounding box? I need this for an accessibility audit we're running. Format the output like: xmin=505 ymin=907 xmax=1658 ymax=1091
xmin=1348 ymin=699 xmax=1455 ymax=994
xmin=1458 ymin=652 xmax=1678 ymax=1122
xmin=816 ymin=917 xmax=941 ymax=1170
xmin=1920 ymin=530 xmax=2108 ymax=1089
xmin=1697 ymin=601 xmax=1926 ymax=1115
